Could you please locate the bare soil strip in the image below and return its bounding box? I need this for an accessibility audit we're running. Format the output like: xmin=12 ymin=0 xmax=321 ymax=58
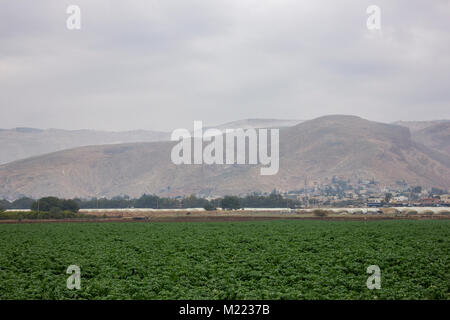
xmin=1 ymin=214 xmax=448 ymax=224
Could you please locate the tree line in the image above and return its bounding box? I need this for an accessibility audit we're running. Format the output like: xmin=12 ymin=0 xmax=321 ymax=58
xmin=74 ymin=193 xmax=299 ymax=210
xmin=0 ymin=197 xmax=79 ymax=213
xmin=0 ymin=192 xmax=300 ymax=212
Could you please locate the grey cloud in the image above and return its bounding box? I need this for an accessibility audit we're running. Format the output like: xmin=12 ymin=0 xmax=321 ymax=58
xmin=0 ymin=0 xmax=449 ymax=131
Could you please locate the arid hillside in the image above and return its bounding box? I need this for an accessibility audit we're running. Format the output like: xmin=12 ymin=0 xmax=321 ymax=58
xmin=0 ymin=115 xmax=449 ymax=199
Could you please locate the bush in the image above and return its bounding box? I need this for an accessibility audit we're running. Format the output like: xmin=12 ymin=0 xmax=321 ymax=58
xmin=406 ymin=210 xmax=418 ymax=216
xmin=313 ymin=209 xmax=328 ymax=217
xmin=48 ymin=207 xmax=63 ymax=218
xmin=0 ymin=211 xmax=16 ymax=220
xmin=381 ymin=208 xmax=399 ymax=215
xmin=0 ymin=210 xmax=85 ymax=220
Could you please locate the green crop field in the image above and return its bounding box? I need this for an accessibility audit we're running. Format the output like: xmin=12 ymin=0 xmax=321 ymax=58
xmin=0 ymin=220 xmax=448 ymax=300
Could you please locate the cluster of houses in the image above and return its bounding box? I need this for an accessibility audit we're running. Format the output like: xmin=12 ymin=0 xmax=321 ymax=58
xmin=197 ymin=176 xmax=449 ymax=209
xmin=365 ymin=196 xmax=447 ymax=208
xmin=279 ymin=177 xmax=450 ymax=208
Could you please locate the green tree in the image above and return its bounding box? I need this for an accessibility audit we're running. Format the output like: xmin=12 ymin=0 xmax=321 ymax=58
xmin=221 ymin=196 xmax=240 ymax=210
xmin=31 ymin=197 xmax=60 ymax=212
xmin=31 ymin=197 xmax=79 ymax=213
xmin=61 ymin=199 xmax=79 ymax=212
xmin=0 ymin=199 xmax=11 ymax=211
xmin=12 ymin=197 xmax=34 ymax=209
xmin=135 ymin=194 xmax=159 ymax=208
xmin=182 ymin=194 xmax=207 ymax=208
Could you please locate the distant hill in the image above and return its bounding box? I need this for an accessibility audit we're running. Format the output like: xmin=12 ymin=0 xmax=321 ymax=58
xmin=279 ymin=116 xmax=450 ymax=191
xmin=394 ymin=120 xmax=450 ymax=157
xmin=393 ymin=120 xmax=449 ymax=132
xmin=409 ymin=122 xmax=450 ymax=156
xmin=0 ymin=128 xmax=170 ymax=165
xmin=0 ymin=119 xmax=303 ymax=165
xmin=0 ymin=115 xmax=449 ymax=199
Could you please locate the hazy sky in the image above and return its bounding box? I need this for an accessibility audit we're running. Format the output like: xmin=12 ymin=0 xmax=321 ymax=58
xmin=1 ymin=0 xmax=449 ymax=131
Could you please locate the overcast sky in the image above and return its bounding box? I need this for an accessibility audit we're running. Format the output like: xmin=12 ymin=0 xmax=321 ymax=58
xmin=0 ymin=0 xmax=449 ymax=131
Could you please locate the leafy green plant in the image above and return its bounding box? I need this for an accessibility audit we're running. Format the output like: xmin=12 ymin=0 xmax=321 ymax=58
xmin=0 ymin=220 xmax=448 ymax=300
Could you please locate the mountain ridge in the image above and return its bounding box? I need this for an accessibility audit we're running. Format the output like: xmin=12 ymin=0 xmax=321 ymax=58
xmin=0 ymin=119 xmax=304 ymax=165
xmin=0 ymin=115 xmax=448 ymax=199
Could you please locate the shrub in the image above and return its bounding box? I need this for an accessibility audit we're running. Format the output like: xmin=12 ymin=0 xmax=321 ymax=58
xmin=313 ymin=209 xmax=328 ymax=217
xmin=50 ymin=207 xmax=62 ymax=214
xmin=0 ymin=211 xmax=14 ymax=220
xmin=381 ymin=208 xmax=399 ymax=215
xmin=0 ymin=210 xmax=83 ymax=220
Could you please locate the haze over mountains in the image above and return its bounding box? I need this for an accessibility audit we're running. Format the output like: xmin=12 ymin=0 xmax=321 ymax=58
xmin=0 ymin=119 xmax=303 ymax=165
xmin=408 ymin=122 xmax=450 ymax=157
xmin=205 ymin=119 xmax=303 ymax=131
xmin=0 ymin=128 xmax=169 ymax=165
xmin=0 ymin=115 xmax=448 ymax=200
xmin=393 ymin=120 xmax=449 ymax=133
